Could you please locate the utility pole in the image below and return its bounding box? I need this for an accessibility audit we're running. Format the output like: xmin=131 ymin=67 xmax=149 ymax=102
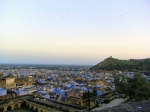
xmin=87 ymin=89 xmax=90 ymax=111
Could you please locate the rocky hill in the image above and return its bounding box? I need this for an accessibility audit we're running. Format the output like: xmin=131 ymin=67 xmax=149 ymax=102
xmin=90 ymin=57 xmax=150 ymax=72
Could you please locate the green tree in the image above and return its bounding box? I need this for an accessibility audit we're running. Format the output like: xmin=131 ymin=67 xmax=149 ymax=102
xmin=114 ymin=74 xmax=129 ymax=94
xmin=114 ymin=73 xmax=150 ymax=101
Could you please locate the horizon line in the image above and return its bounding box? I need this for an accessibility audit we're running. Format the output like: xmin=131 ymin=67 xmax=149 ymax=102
xmin=0 ymin=63 xmax=93 ymax=66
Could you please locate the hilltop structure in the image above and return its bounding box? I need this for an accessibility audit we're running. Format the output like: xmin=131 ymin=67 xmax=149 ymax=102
xmin=90 ymin=57 xmax=150 ymax=72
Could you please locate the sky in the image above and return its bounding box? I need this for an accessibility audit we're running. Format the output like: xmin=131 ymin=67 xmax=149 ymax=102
xmin=0 ymin=0 xmax=150 ymax=65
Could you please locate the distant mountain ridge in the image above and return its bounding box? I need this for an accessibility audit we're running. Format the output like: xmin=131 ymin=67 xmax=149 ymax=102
xmin=90 ymin=57 xmax=150 ymax=71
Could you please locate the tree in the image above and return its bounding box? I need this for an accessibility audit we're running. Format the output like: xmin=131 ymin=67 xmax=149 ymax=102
xmin=114 ymin=74 xmax=129 ymax=95
xmin=114 ymin=72 xmax=150 ymax=101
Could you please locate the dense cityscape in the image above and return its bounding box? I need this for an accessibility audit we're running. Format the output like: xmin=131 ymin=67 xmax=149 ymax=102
xmin=0 ymin=63 xmax=110 ymax=112
xmin=0 ymin=57 xmax=150 ymax=112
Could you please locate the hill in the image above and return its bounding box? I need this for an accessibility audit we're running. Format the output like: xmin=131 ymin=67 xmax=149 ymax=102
xmin=90 ymin=57 xmax=150 ymax=72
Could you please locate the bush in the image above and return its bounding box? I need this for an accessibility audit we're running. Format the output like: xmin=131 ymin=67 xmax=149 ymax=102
xmin=114 ymin=72 xmax=150 ymax=101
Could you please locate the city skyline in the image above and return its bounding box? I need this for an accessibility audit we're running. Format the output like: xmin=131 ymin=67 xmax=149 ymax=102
xmin=0 ymin=0 xmax=150 ymax=65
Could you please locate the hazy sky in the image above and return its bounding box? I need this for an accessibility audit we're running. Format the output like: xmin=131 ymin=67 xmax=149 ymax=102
xmin=0 ymin=0 xmax=150 ymax=65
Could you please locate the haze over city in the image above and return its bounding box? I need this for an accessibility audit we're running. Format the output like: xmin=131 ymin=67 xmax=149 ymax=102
xmin=0 ymin=0 xmax=150 ymax=65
